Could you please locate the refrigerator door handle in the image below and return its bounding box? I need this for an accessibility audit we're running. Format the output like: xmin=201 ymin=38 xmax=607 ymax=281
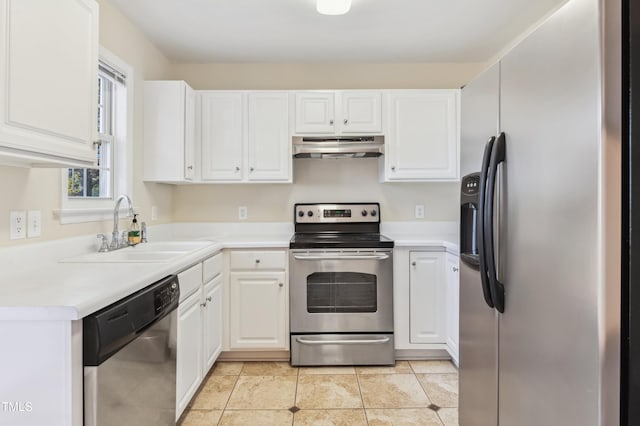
xmin=478 ymin=136 xmax=496 ymax=309
xmin=484 ymin=132 xmax=506 ymax=313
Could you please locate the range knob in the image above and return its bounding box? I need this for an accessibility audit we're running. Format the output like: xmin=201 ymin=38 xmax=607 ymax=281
xmin=298 ymin=211 xmax=304 ymax=218
xmin=361 ymin=210 xmax=368 ymax=217
xmin=370 ymin=210 xmax=377 ymax=217
xmin=307 ymin=210 xmax=314 ymax=217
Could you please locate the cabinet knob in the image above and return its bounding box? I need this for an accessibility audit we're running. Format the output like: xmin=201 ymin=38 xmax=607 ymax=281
xmin=279 ymin=283 xmax=284 ymax=288
xmin=187 ymin=165 xmax=193 ymax=170
xmin=453 ymin=266 xmax=459 ymax=272
xmin=206 ymin=296 xmax=212 ymax=302
xmin=200 ymin=302 xmax=207 ymax=307
xmin=255 ymin=259 xmax=261 ymax=264
xmin=343 ymin=118 xmax=348 ymax=125
xmin=249 ymin=167 xmax=254 ymax=173
xmin=235 ymin=166 xmax=240 ymax=172
xmin=329 ymin=119 xmax=334 ymax=125
xmin=391 ymin=166 xmax=396 ymax=172
xmin=411 ymin=261 xmax=416 ymax=266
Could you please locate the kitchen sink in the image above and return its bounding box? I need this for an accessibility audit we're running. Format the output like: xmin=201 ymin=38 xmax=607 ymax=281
xmin=59 ymin=240 xmax=213 ymax=263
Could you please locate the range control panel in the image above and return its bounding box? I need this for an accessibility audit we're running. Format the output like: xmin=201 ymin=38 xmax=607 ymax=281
xmin=295 ymin=203 xmax=380 ymax=224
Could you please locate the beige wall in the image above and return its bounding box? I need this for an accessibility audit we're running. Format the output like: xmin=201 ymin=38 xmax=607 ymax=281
xmin=172 ymin=159 xmax=460 ymax=223
xmin=170 ymin=62 xmax=483 ymax=223
xmin=0 ymin=0 xmax=173 ymax=246
xmin=171 ymin=62 xmax=484 ymax=90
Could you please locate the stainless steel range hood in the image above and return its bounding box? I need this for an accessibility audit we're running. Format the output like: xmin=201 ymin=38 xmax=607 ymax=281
xmin=292 ymin=135 xmax=384 ymax=159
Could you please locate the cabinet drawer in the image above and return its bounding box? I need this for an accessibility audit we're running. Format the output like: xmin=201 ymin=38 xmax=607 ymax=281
xmin=229 ymin=251 xmax=286 ymax=270
xmin=178 ymin=263 xmax=203 ymax=301
xmin=203 ymin=253 xmax=223 ymax=283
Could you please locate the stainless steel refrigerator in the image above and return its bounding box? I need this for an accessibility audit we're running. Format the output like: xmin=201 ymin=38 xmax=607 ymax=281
xmin=458 ymin=0 xmax=621 ymax=424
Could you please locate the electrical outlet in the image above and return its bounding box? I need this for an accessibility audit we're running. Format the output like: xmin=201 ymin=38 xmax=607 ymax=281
xmin=415 ymin=205 xmax=425 ymax=219
xmin=10 ymin=210 xmax=26 ymax=240
xmin=27 ymin=210 xmax=41 ymax=238
xmin=238 ymin=206 xmax=248 ymax=220
xmin=151 ymin=206 xmax=158 ymax=221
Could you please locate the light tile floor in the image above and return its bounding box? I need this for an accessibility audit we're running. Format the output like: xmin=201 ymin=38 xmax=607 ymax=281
xmin=179 ymin=360 xmax=458 ymax=426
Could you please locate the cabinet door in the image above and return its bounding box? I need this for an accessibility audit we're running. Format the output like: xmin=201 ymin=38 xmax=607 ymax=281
xmin=385 ymin=91 xmax=458 ymax=180
xmin=247 ymin=93 xmax=290 ymax=181
xmin=144 ymin=81 xmax=195 ymax=182
xmin=184 ymin=84 xmax=196 ymax=180
xmin=445 ymin=254 xmax=460 ymax=364
xmin=203 ymin=275 xmax=223 ymax=374
xmin=0 ymin=0 xmax=98 ymax=166
xmin=201 ymin=92 xmax=244 ymax=181
xmin=176 ymin=291 xmax=203 ymax=419
xmin=409 ymin=251 xmax=446 ymax=344
xmin=229 ymin=271 xmax=287 ymax=349
xmin=295 ymin=92 xmax=335 ymax=133
xmin=341 ymin=91 xmax=382 ymax=133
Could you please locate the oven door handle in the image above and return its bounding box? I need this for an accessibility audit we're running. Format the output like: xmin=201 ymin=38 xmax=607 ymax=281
xmin=293 ymin=254 xmax=390 ymax=261
xmin=295 ymin=336 xmax=391 ymax=345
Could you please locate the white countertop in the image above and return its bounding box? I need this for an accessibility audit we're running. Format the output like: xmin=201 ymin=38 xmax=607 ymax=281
xmin=0 ymin=221 xmax=457 ymax=322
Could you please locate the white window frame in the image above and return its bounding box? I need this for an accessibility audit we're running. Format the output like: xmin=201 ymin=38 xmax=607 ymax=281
xmin=57 ymin=47 xmax=134 ymax=224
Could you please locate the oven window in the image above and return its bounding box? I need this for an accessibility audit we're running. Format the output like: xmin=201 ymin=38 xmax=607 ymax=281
xmin=306 ymin=272 xmax=377 ymax=313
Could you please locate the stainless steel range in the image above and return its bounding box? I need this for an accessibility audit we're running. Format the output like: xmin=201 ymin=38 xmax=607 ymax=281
xmin=289 ymin=203 xmax=395 ymax=366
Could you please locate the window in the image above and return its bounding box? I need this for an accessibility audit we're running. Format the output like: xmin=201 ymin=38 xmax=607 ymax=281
xmin=57 ymin=48 xmax=133 ymax=224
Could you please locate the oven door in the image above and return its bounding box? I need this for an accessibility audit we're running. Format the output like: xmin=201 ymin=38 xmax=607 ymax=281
xmin=289 ymin=249 xmax=393 ymax=333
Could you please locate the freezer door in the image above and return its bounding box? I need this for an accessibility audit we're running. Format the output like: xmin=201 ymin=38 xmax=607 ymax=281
xmin=459 ymin=261 xmax=498 ymax=426
xmin=498 ymin=0 xmax=602 ymax=424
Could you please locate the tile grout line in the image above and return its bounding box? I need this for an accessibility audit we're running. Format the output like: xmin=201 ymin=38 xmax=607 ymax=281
xmin=354 ymin=368 xmax=370 ymax=425
xmin=217 ymin=362 xmax=244 ymax=425
xmin=292 ymin=366 xmax=300 ymax=426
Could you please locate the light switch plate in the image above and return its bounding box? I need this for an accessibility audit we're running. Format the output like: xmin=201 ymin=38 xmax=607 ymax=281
xmin=10 ymin=210 xmax=26 ymax=240
xmin=27 ymin=210 xmax=41 ymax=238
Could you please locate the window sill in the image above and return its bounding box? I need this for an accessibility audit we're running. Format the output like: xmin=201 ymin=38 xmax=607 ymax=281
xmin=54 ymin=207 xmax=134 ymax=225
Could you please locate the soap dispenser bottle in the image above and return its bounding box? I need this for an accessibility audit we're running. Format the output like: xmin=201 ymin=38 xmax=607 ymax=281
xmin=128 ymin=214 xmax=141 ymax=245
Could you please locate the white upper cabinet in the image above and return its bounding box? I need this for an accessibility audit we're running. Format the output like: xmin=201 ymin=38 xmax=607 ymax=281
xmin=200 ymin=91 xmax=244 ymax=181
xmin=144 ymin=81 xmax=196 ymax=182
xmin=341 ymin=91 xmax=382 ymax=133
xmin=384 ymin=90 xmax=459 ymax=181
xmin=294 ymin=91 xmax=382 ymax=134
xmin=247 ymin=92 xmax=291 ymax=181
xmin=201 ymin=91 xmax=291 ymax=183
xmin=295 ymin=92 xmax=335 ymax=133
xmin=0 ymin=0 xmax=98 ymax=167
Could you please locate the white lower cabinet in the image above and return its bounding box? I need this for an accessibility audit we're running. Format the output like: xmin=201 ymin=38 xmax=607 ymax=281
xmin=175 ymin=253 xmax=223 ymax=420
xmin=445 ymin=253 xmax=460 ymax=365
xmin=409 ymin=251 xmax=447 ymax=344
xmin=229 ymin=271 xmax=287 ymax=349
xmin=227 ymin=249 xmax=289 ymax=351
xmin=394 ymin=248 xmax=457 ymax=359
xmin=176 ymin=290 xmax=203 ymax=418
xmin=203 ymin=274 xmax=223 ymax=372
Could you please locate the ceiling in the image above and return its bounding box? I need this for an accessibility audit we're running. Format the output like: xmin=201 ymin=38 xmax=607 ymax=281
xmin=109 ymin=0 xmax=567 ymax=63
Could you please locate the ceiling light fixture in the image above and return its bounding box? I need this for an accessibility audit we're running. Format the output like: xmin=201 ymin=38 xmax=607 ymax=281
xmin=316 ymin=0 xmax=352 ymax=15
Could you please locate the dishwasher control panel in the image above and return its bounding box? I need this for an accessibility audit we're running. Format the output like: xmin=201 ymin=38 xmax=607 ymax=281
xmin=154 ymin=279 xmax=180 ymax=314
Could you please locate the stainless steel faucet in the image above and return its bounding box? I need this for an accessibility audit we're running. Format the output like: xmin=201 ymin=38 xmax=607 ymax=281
xmin=111 ymin=194 xmax=134 ymax=250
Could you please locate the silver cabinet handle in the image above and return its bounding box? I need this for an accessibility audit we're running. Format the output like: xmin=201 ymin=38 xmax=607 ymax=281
xmin=293 ymin=254 xmax=389 ymax=261
xmin=391 ymin=166 xmax=396 ymax=172
xmin=343 ymin=118 xmax=348 ymax=125
xmin=255 ymin=259 xmax=261 ymax=264
xmin=296 ymin=337 xmax=391 ymax=345
xmin=206 ymin=296 xmax=212 ymax=302
xmin=249 ymin=167 xmax=254 ymax=173
xmin=411 ymin=261 xmax=417 ymax=266
xmin=329 ymin=119 xmax=334 ymax=125
xmin=200 ymin=302 xmax=207 ymax=307
xmin=453 ymin=266 xmax=459 ymax=272
xmin=278 ymin=283 xmax=284 ymax=288
xmin=235 ymin=166 xmax=240 ymax=172
xmin=187 ymin=165 xmax=193 ymax=170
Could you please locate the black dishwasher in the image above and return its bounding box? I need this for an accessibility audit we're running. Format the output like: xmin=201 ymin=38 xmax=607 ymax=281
xmin=83 ymin=275 xmax=180 ymax=426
